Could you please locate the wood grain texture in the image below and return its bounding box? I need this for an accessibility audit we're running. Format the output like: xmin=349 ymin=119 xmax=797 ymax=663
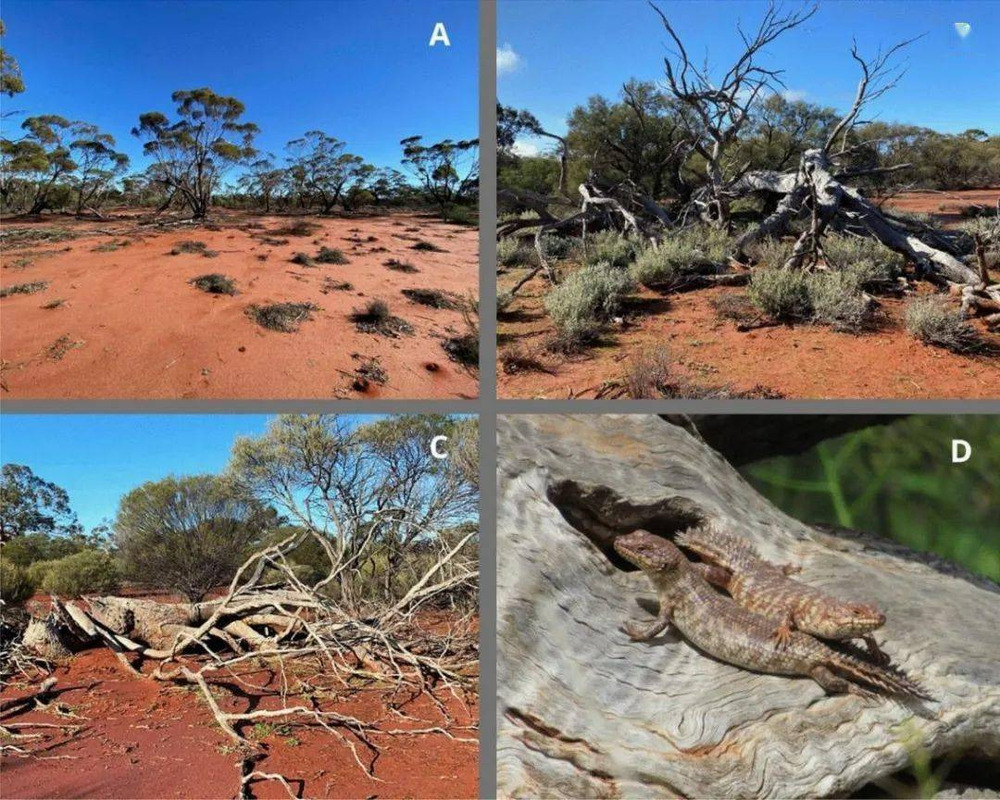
xmin=497 ymin=414 xmax=1000 ymax=799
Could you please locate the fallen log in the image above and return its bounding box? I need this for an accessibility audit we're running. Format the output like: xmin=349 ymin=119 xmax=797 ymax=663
xmin=497 ymin=414 xmax=1000 ymax=799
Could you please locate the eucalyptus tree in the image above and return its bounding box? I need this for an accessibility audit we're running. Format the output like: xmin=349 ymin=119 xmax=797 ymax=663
xmin=132 ymin=88 xmax=258 ymax=219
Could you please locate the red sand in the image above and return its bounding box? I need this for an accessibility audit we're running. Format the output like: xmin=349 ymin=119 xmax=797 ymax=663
xmin=1 ymin=211 xmax=478 ymax=399
xmin=0 ymin=645 xmax=478 ymax=799
xmin=497 ymin=189 xmax=1000 ymax=399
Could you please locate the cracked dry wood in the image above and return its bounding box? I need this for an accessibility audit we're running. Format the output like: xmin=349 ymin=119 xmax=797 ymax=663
xmin=497 ymin=414 xmax=1000 ymax=799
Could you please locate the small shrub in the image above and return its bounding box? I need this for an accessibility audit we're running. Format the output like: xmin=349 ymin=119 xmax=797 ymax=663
xmin=539 ymin=233 xmax=576 ymax=260
xmin=628 ymin=228 xmax=728 ymax=288
xmin=748 ymin=237 xmax=793 ymax=267
xmin=1 ymin=281 xmax=48 ymax=298
xmin=412 ymin=240 xmax=446 ymax=252
xmin=905 ymin=297 xmax=987 ymax=354
xmin=384 ymin=259 xmax=419 ymax=273
xmin=747 ymin=269 xmax=812 ymax=320
xmin=497 ymin=237 xmax=535 ymax=267
xmin=401 ymin=288 xmax=460 ymax=309
xmin=583 ymin=230 xmax=640 ymax=268
xmin=497 ymin=290 xmax=514 ymax=313
xmin=320 ymin=278 xmax=353 ymax=293
xmin=443 ymin=334 xmax=478 ymax=367
xmin=290 ymin=252 xmax=315 ymax=266
xmin=545 ymin=263 xmax=635 ymax=345
xmin=806 ymin=272 xmax=871 ymax=332
xmin=190 ymin=274 xmax=237 ymax=295
xmin=272 ymin=220 xmax=319 ymax=237
xmin=40 ymin=550 xmax=120 ymax=597
xmin=170 ymin=240 xmax=208 ymax=255
xmin=0 ymin=560 xmax=35 ymax=604
xmin=442 ymin=204 xmax=476 ymax=226
xmin=822 ymin=234 xmax=902 ymax=287
xmin=246 ymin=302 xmax=319 ymax=333
xmin=499 ymin=345 xmax=549 ymax=375
xmin=315 ymin=247 xmax=349 ymax=264
xmin=622 ymin=346 xmax=677 ymax=399
xmin=26 ymin=559 xmax=57 ymax=588
xmin=350 ymin=299 xmax=413 ymax=336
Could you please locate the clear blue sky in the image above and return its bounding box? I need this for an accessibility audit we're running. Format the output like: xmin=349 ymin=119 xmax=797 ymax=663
xmin=498 ymin=0 xmax=999 ymax=146
xmin=1 ymin=0 xmax=477 ymax=175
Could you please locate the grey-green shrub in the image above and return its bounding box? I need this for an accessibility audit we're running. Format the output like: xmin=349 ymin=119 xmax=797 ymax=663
xmin=749 ymin=237 xmax=793 ymax=268
xmin=497 ymin=237 xmax=535 ymax=267
xmin=583 ymin=230 xmax=641 ymax=268
xmin=41 ymin=550 xmax=120 ymax=597
xmin=1 ymin=559 xmax=36 ymax=604
xmin=747 ymin=269 xmax=812 ymax=319
xmin=905 ymin=297 xmax=985 ymax=354
xmin=807 ymin=272 xmax=871 ymax=331
xmin=539 ymin=233 xmax=577 ymax=260
xmin=546 ymin=263 xmax=634 ymax=344
xmin=823 ymin=234 xmax=903 ymax=287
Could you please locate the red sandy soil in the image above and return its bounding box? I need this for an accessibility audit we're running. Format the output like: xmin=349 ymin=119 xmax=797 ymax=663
xmin=497 ymin=189 xmax=1000 ymax=399
xmin=0 ymin=210 xmax=478 ymax=399
xmin=0 ymin=618 xmax=478 ymax=799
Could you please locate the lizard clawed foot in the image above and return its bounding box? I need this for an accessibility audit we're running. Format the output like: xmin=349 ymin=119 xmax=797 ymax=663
xmin=770 ymin=620 xmax=793 ymax=650
xmin=780 ymin=562 xmax=802 ymax=576
xmin=624 ymin=621 xmax=647 ymax=641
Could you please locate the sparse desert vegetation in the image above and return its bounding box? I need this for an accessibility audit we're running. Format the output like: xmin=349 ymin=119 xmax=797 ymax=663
xmin=0 ymin=8 xmax=479 ymax=399
xmin=497 ymin=3 xmax=999 ymax=398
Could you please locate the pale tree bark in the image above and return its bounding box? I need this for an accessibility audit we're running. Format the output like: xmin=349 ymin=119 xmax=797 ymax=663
xmin=497 ymin=414 xmax=1000 ymax=799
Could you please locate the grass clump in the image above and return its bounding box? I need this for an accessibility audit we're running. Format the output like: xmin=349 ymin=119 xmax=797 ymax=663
xmin=246 ymin=302 xmax=319 ymax=333
xmin=92 ymin=239 xmax=130 ymax=252
xmin=905 ymin=297 xmax=988 ymax=354
xmin=350 ymin=299 xmax=413 ymax=337
xmin=401 ymin=288 xmax=460 ymax=309
xmin=411 ymin=239 xmax=447 ymax=252
xmin=321 ymin=278 xmax=353 ymax=293
xmin=384 ymin=259 xmax=419 ymax=273
xmin=442 ymin=334 xmax=478 ymax=367
xmin=1 ymin=281 xmax=48 ymax=298
xmin=545 ymin=263 xmax=634 ymax=347
xmin=41 ymin=298 xmax=66 ymax=310
xmin=583 ymin=230 xmax=641 ymax=268
xmin=290 ymin=252 xmax=315 ymax=266
xmin=806 ymin=271 xmax=871 ymax=331
xmin=499 ymin=345 xmax=549 ymax=375
xmin=315 ymin=246 xmax=349 ymax=264
xmin=190 ymin=273 xmax=237 ymax=295
xmin=170 ymin=240 xmax=217 ymax=256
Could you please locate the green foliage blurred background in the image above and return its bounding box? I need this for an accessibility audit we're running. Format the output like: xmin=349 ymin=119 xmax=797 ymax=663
xmin=741 ymin=416 xmax=998 ymax=581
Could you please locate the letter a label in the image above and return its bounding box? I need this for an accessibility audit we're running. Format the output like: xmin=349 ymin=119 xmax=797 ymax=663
xmin=429 ymin=22 xmax=451 ymax=47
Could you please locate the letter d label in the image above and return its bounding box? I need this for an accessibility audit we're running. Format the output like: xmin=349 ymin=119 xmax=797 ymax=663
xmin=952 ymin=439 xmax=971 ymax=463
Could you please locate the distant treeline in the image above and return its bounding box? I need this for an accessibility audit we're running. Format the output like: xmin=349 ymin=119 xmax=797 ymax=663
xmin=0 ymin=22 xmax=478 ymax=219
xmin=499 ymin=85 xmax=1000 ymax=202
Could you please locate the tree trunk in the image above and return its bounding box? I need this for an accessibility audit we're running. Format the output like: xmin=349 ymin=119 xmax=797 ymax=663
xmin=497 ymin=414 xmax=1000 ymax=799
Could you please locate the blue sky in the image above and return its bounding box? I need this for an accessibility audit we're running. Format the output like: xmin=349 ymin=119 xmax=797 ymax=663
xmin=498 ymin=0 xmax=999 ymax=150
xmin=1 ymin=0 xmax=477 ymax=176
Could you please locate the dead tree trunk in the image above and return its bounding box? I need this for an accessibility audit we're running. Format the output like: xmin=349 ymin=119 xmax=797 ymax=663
xmin=497 ymin=414 xmax=1000 ymax=799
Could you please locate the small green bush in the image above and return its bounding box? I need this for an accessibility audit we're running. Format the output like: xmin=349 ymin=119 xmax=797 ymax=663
xmin=905 ymin=297 xmax=987 ymax=354
xmin=583 ymin=230 xmax=641 ymax=268
xmin=190 ymin=274 xmax=236 ymax=295
xmin=41 ymin=550 xmax=120 ymax=597
xmin=822 ymin=235 xmax=903 ymax=287
xmin=26 ymin=559 xmax=57 ymax=588
xmin=442 ymin=204 xmax=477 ymax=226
xmin=0 ymin=559 xmax=36 ymax=604
xmin=539 ymin=233 xmax=576 ymax=260
xmin=747 ymin=268 xmax=812 ymax=320
xmin=545 ymin=263 xmax=634 ymax=345
xmin=749 ymin=237 xmax=793 ymax=268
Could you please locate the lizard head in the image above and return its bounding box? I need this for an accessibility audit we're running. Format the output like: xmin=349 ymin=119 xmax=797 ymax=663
xmin=613 ymin=530 xmax=684 ymax=574
xmin=814 ymin=601 xmax=886 ymax=637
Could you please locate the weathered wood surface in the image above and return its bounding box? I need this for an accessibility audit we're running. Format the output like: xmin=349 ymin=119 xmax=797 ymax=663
xmin=497 ymin=414 xmax=1000 ymax=799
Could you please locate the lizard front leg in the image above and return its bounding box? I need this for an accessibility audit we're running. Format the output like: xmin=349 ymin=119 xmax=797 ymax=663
xmin=624 ymin=603 xmax=673 ymax=642
xmin=862 ymin=634 xmax=891 ymax=666
xmin=690 ymin=562 xmax=732 ymax=591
